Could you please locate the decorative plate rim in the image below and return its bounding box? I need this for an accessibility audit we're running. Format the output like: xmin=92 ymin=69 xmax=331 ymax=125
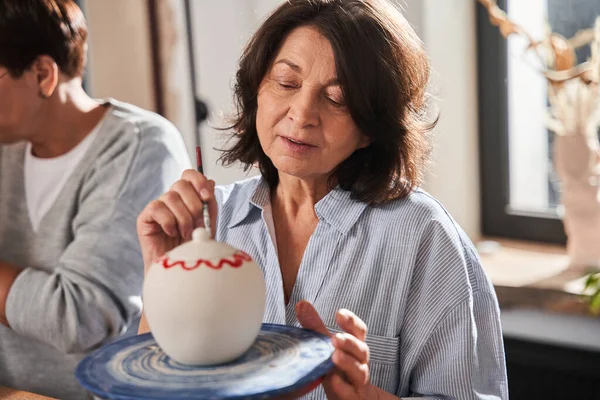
xmin=75 ymin=323 xmax=334 ymax=400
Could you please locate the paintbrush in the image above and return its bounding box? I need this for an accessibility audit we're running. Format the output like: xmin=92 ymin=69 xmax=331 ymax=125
xmin=196 ymin=146 xmax=211 ymax=237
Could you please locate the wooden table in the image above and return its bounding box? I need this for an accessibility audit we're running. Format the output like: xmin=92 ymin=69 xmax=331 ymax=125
xmin=0 ymin=387 xmax=55 ymax=400
xmin=479 ymin=237 xmax=592 ymax=315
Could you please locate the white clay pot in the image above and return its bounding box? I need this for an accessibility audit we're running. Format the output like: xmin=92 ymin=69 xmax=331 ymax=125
xmin=143 ymin=228 xmax=266 ymax=365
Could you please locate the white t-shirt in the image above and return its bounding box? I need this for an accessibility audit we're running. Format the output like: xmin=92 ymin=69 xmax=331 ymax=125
xmin=24 ymin=124 xmax=102 ymax=232
xmin=262 ymin=202 xmax=278 ymax=252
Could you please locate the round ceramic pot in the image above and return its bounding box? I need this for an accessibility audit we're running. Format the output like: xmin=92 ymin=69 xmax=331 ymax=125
xmin=143 ymin=228 xmax=266 ymax=365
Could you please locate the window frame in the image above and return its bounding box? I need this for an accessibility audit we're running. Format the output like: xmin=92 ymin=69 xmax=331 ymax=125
xmin=476 ymin=0 xmax=567 ymax=244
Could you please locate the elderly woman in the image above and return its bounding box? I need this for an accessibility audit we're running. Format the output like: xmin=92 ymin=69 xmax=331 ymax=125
xmin=138 ymin=0 xmax=508 ymax=399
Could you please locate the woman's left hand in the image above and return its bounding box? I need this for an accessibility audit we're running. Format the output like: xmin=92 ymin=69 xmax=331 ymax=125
xmin=296 ymin=300 xmax=374 ymax=399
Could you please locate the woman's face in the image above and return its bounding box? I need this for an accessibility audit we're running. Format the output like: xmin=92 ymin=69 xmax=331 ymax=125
xmin=0 ymin=66 xmax=43 ymax=144
xmin=256 ymin=26 xmax=370 ymax=183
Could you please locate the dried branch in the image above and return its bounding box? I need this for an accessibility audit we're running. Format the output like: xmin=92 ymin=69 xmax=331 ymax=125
xmin=544 ymin=61 xmax=592 ymax=83
xmin=592 ymin=17 xmax=600 ymax=83
xmin=569 ymin=28 xmax=595 ymax=49
xmin=477 ymin=0 xmax=595 ymax=84
xmin=477 ymin=0 xmax=537 ymax=44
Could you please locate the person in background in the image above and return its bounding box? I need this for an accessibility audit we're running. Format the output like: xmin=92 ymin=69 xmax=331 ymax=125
xmin=137 ymin=0 xmax=508 ymax=399
xmin=0 ymin=0 xmax=191 ymax=398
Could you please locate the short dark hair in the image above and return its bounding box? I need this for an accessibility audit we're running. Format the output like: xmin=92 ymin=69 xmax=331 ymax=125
xmin=0 ymin=0 xmax=87 ymax=78
xmin=220 ymin=0 xmax=436 ymax=205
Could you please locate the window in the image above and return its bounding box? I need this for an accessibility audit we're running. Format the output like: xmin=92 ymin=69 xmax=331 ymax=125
xmin=477 ymin=0 xmax=600 ymax=243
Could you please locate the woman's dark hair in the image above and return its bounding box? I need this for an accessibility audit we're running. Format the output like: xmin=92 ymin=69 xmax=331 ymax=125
xmin=0 ymin=0 xmax=87 ymax=78
xmin=220 ymin=0 xmax=436 ymax=204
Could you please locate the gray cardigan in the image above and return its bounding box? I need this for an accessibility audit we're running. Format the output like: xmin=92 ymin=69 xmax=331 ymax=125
xmin=0 ymin=99 xmax=191 ymax=399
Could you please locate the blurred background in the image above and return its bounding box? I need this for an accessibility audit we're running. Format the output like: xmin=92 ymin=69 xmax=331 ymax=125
xmin=76 ymin=1 xmax=600 ymax=398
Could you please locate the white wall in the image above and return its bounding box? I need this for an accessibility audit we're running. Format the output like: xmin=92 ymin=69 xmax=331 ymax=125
xmin=154 ymin=0 xmax=197 ymax=165
xmin=404 ymin=0 xmax=482 ymax=240
xmin=396 ymin=0 xmax=423 ymax=38
xmin=85 ymin=0 xmax=156 ymax=112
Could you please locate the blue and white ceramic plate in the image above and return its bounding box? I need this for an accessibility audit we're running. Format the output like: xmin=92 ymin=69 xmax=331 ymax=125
xmin=75 ymin=324 xmax=334 ymax=399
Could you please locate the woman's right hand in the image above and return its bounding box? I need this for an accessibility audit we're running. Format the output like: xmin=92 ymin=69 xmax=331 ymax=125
xmin=136 ymin=169 xmax=218 ymax=271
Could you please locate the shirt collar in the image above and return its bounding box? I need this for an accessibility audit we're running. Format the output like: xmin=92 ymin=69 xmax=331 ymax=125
xmin=227 ymin=176 xmax=369 ymax=235
xmin=226 ymin=177 xmax=270 ymax=229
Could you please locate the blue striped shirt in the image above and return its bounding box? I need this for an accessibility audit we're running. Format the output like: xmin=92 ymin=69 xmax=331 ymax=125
xmin=215 ymin=176 xmax=508 ymax=399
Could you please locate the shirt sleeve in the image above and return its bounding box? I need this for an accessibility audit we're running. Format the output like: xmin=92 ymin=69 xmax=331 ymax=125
xmin=395 ymin=208 xmax=508 ymax=399
xmin=5 ymin=122 xmax=190 ymax=354
xmin=405 ymin=291 xmax=508 ymax=399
